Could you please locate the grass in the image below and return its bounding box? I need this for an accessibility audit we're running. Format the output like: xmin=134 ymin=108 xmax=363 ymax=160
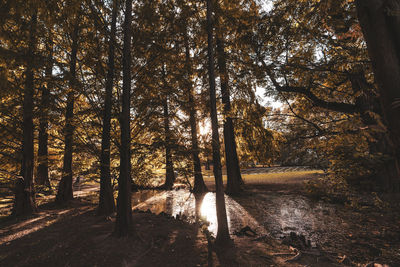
xmin=203 ymin=170 xmax=324 ymax=184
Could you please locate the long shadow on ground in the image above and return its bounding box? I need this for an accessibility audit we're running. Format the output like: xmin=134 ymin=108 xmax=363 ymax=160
xmin=0 ymin=199 xmax=208 ymax=267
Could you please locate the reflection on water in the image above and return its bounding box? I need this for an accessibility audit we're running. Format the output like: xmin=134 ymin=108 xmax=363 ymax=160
xmin=132 ymin=189 xmax=265 ymax=236
xmin=253 ymin=193 xmax=338 ymax=245
xmin=132 ymin=189 xmax=339 ymax=245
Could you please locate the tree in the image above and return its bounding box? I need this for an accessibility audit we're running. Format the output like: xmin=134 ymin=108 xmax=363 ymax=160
xmin=355 ymin=0 xmax=400 ymax=192
xmin=250 ymin=0 xmax=397 ymax=191
xmin=14 ymin=10 xmax=38 ymax=216
xmin=98 ymin=0 xmax=118 ymax=216
xmin=115 ymin=0 xmax=133 ymax=237
xmin=257 ymin=0 xmax=400 ymax=192
xmin=211 ymin=0 xmax=266 ymax=194
xmin=159 ymin=55 xmax=177 ymax=190
xmin=56 ymin=7 xmax=81 ymax=204
xmin=215 ymin=26 xmax=243 ymax=195
xmin=232 ymin=99 xmax=281 ymax=167
xmin=36 ymin=33 xmax=53 ymax=191
xmin=161 ymin=84 xmax=176 ymax=189
xmin=206 ymin=0 xmax=231 ymax=246
xmin=183 ymin=18 xmax=208 ymax=193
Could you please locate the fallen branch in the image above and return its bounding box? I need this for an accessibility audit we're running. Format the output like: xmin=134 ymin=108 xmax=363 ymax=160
xmin=285 ymin=249 xmax=302 ymax=262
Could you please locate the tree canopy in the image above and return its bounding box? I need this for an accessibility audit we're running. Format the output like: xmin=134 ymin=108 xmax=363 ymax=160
xmin=1 ymin=0 xmax=399 ymax=243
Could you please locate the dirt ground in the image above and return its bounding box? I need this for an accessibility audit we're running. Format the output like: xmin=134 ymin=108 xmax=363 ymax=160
xmin=1 ymin=168 xmax=399 ymax=266
xmin=233 ymin=183 xmax=400 ymax=267
xmin=0 ymin=194 xmax=290 ymax=267
xmin=0 ymin=196 xmax=209 ymax=267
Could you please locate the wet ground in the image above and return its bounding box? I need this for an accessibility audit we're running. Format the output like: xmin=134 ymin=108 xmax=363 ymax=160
xmin=132 ymin=167 xmax=327 ymax=243
xmin=131 ymin=168 xmax=400 ymax=266
xmin=133 ymin=190 xmax=267 ymax=237
xmin=1 ymin=167 xmax=399 ymax=266
xmin=131 ymin=189 xmax=337 ymax=247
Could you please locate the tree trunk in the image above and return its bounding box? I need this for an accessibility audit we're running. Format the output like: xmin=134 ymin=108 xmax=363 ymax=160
xmin=215 ymin=33 xmax=243 ymax=195
xmin=115 ymin=0 xmax=133 ymax=237
xmin=56 ymin=15 xmax=80 ymax=204
xmin=356 ymin=0 xmax=400 ymax=192
xmin=350 ymin=71 xmax=398 ymax=192
xmin=14 ymin=11 xmax=37 ymax=216
xmin=162 ymin=94 xmax=176 ymax=190
xmin=184 ymin=29 xmax=208 ymax=193
xmin=98 ymin=0 xmax=118 ymax=216
xmin=206 ymin=0 xmax=231 ymax=246
xmin=205 ymin=159 xmax=211 ymax=170
xmin=36 ymin=36 xmax=52 ymax=191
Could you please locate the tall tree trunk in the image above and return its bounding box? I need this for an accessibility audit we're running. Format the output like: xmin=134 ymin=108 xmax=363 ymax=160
xmin=215 ymin=33 xmax=243 ymax=195
xmin=56 ymin=15 xmax=80 ymax=204
xmin=184 ymin=29 xmax=208 ymax=193
xmin=36 ymin=35 xmax=52 ymax=191
xmin=115 ymin=0 xmax=133 ymax=237
xmin=162 ymin=94 xmax=175 ymax=189
xmin=350 ymin=71 xmax=397 ymax=192
xmin=356 ymin=0 xmax=400 ymax=192
xmin=14 ymin=11 xmax=37 ymax=216
xmin=206 ymin=0 xmax=231 ymax=246
xmin=98 ymin=0 xmax=118 ymax=216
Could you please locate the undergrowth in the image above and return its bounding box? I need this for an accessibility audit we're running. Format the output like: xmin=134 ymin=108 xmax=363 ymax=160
xmin=305 ymin=174 xmax=388 ymax=210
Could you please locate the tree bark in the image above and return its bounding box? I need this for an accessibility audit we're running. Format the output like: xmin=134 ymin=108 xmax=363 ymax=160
xmin=162 ymin=93 xmax=176 ymax=189
xmin=56 ymin=14 xmax=80 ymax=204
xmin=36 ymin=35 xmax=52 ymax=191
xmin=184 ymin=29 xmax=208 ymax=193
xmin=115 ymin=0 xmax=133 ymax=237
xmin=98 ymin=0 xmax=118 ymax=216
xmin=14 ymin=11 xmax=37 ymax=216
xmin=206 ymin=0 xmax=231 ymax=246
xmin=205 ymin=159 xmax=211 ymax=170
xmin=215 ymin=33 xmax=244 ymax=195
xmin=356 ymin=0 xmax=400 ymax=192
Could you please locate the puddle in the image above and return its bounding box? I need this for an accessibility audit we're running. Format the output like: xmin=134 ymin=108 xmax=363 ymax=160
xmin=249 ymin=193 xmax=339 ymax=246
xmin=132 ymin=189 xmax=265 ymax=237
xmin=132 ymin=189 xmax=341 ymax=246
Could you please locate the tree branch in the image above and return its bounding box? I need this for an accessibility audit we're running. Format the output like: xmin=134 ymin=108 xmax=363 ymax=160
xmin=257 ymin=54 xmax=357 ymax=114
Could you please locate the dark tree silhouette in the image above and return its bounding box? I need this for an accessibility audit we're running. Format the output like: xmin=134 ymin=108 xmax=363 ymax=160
xmin=98 ymin=0 xmax=118 ymax=216
xmin=36 ymin=36 xmax=52 ymax=191
xmin=162 ymin=93 xmax=176 ymax=190
xmin=14 ymin=11 xmax=37 ymax=216
xmin=56 ymin=13 xmax=80 ymax=204
xmin=206 ymin=0 xmax=231 ymax=246
xmin=356 ymin=0 xmax=400 ymax=192
xmin=115 ymin=0 xmax=133 ymax=237
xmin=216 ymin=32 xmax=244 ymax=195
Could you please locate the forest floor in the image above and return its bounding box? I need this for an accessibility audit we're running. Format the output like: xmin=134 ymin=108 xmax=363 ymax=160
xmin=0 ymin=167 xmax=399 ymax=266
